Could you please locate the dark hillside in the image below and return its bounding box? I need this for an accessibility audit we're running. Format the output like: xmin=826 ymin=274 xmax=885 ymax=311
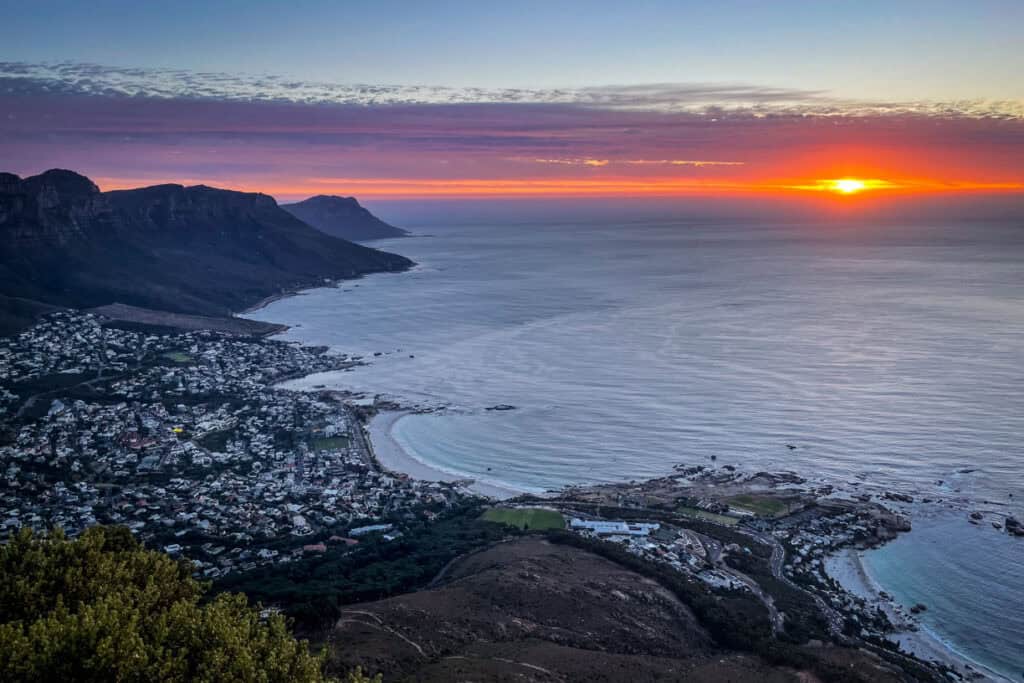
xmin=325 ymin=537 xmax=916 ymax=682
xmin=0 ymin=170 xmax=413 ymax=334
xmin=283 ymin=195 xmax=409 ymax=242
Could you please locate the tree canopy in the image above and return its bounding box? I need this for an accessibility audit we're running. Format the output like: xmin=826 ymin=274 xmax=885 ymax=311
xmin=0 ymin=526 xmax=376 ymax=682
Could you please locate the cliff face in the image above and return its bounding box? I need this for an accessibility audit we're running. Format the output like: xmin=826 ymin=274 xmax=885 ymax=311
xmin=0 ymin=170 xmax=117 ymax=247
xmin=282 ymin=195 xmax=408 ymax=242
xmin=0 ymin=170 xmax=413 ymax=335
xmin=107 ymin=183 xmax=283 ymax=234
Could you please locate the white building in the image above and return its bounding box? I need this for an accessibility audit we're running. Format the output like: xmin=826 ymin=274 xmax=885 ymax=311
xmin=570 ymin=518 xmax=660 ymax=536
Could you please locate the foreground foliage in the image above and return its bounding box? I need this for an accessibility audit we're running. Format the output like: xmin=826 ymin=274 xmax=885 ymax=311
xmin=0 ymin=526 xmax=350 ymax=682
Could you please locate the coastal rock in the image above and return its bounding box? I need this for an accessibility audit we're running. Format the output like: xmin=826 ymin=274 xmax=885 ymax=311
xmin=871 ymin=509 xmax=911 ymax=534
xmin=485 ymin=404 xmax=516 ymax=411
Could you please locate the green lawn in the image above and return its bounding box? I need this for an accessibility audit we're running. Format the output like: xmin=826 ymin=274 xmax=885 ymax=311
xmin=481 ymin=507 xmax=565 ymax=531
xmin=162 ymin=351 xmax=194 ymax=364
xmin=311 ymin=436 xmax=350 ymax=452
xmin=725 ymin=494 xmax=790 ymax=518
xmin=677 ymin=506 xmax=739 ymax=526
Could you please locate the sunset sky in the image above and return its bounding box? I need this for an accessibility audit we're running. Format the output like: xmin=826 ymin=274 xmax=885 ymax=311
xmin=2 ymin=1 xmax=1022 ymax=203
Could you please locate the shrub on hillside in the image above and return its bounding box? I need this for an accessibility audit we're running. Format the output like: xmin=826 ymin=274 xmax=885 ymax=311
xmin=0 ymin=526 xmax=378 ymax=682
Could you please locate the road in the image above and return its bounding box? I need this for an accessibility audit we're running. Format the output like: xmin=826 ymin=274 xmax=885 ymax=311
xmin=701 ymin=532 xmax=784 ymax=635
xmin=740 ymin=527 xmax=847 ymax=641
xmin=547 ymin=499 xmax=846 ymax=641
xmin=351 ymin=411 xmax=378 ymax=470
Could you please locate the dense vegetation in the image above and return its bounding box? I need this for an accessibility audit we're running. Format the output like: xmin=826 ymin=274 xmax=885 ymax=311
xmin=0 ymin=526 xmax=368 ymax=682
xmin=217 ymin=501 xmax=515 ymax=632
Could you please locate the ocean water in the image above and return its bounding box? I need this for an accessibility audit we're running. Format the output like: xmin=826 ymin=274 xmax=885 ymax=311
xmin=248 ymin=219 xmax=1024 ymax=677
xmin=862 ymin=509 xmax=1024 ymax=679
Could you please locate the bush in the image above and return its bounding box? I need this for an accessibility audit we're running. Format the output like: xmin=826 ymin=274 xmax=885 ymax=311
xmin=0 ymin=526 xmax=349 ymax=682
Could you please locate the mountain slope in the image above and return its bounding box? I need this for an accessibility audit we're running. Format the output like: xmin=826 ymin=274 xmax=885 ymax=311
xmin=282 ymin=195 xmax=408 ymax=242
xmin=326 ymin=537 xmax=917 ymax=683
xmin=0 ymin=170 xmax=413 ymax=334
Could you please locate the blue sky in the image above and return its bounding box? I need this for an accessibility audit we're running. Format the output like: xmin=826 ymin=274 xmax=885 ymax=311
xmin=3 ymin=0 xmax=1022 ymax=100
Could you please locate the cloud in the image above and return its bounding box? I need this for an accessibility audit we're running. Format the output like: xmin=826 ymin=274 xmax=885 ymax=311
xmin=528 ymin=158 xmax=611 ymax=167
xmin=2 ymin=62 xmax=1022 ymax=200
xmin=525 ymin=158 xmax=744 ymax=167
xmin=2 ymin=61 xmax=1022 ymax=119
xmin=621 ymin=159 xmax=745 ymax=167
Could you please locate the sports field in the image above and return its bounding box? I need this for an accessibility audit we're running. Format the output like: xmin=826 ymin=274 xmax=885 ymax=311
xmin=481 ymin=507 xmax=566 ymax=530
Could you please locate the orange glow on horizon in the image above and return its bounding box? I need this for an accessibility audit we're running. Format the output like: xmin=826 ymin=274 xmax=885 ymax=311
xmin=94 ymin=175 xmax=1024 ymax=201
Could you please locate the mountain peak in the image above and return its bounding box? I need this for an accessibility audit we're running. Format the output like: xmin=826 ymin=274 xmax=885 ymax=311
xmin=307 ymin=194 xmax=357 ymax=203
xmin=282 ymin=194 xmax=408 ymax=242
xmin=23 ymin=169 xmax=100 ymax=198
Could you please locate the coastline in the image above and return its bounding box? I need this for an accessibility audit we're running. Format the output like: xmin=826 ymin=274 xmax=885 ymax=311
xmin=241 ymin=270 xmax=1014 ymax=683
xmin=826 ymin=547 xmax=1010 ymax=682
xmin=238 ymin=283 xmax=324 ymax=315
xmin=234 ymin=263 xmax=521 ymax=502
xmin=367 ymin=410 xmax=522 ymax=501
xmin=238 ymin=258 xmax=418 ymax=317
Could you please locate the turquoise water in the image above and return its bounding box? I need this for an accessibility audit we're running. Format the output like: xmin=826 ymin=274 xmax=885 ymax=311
xmin=248 ymin=219 xmax=1024 ymax=676
xmin=863 ymin=510 xmax=1024 ymax=679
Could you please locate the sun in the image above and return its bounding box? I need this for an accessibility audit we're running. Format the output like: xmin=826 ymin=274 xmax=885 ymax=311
xmin=787 ymin=178 xmax=896 ymax=195
xmin=830 ymin=178 xmax=867 ymax=194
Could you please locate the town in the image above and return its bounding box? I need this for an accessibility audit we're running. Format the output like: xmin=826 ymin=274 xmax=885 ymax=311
xmin=0 ymin=311 xmax=467 ymax=579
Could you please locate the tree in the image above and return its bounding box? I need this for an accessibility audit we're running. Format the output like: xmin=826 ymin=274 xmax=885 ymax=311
xmin=0 ymin=526 xmax=376 ymax=682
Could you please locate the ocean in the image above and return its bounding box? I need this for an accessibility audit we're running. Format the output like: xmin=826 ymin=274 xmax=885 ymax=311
xmin=247 ymin=218 xmax=1024 ymax=678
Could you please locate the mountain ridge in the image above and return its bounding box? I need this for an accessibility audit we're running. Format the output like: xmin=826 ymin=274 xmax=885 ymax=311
xmin=0 ymin=169 xmax=413 ymax=335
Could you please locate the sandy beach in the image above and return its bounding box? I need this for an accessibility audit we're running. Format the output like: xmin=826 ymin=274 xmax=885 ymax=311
xmin=826 ymin=548 xmax=1010 ymax=682
xmin=367 ymin=410 xmax=522 ymax=500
